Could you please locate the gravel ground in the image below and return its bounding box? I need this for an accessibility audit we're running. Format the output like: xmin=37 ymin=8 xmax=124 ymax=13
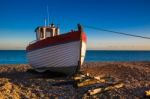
xmin=0 ymin=62 xmax=150 ymax=99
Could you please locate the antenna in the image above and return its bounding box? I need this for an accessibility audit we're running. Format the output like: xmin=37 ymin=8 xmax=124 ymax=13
xmin=46 ymin=6 xmax=50 ymax=26
xmin=44 ymin=18 xmax=47 ymax=26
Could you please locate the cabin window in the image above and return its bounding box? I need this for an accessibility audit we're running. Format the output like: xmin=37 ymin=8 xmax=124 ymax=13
xmin=40 ymin=32 xmax=44 ymax=38
xmin=46 ymin=28 xmax=51 ymax=37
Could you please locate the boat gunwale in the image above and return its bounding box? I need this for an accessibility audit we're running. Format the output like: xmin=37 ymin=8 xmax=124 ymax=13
xmin=27 ymin=31 xmax=86 ymax=52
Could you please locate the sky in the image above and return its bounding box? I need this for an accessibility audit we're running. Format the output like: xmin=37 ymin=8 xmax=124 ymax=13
xmin=0 ymin=0 xmax=150 ymax=50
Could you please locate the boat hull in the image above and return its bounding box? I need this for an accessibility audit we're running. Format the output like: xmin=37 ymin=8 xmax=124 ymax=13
xmin=26 ymin=31 xmax=86 ymax=75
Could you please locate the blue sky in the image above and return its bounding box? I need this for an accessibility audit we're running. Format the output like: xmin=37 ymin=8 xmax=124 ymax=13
xmin=0 ymin=0 xmax=150 ymax=50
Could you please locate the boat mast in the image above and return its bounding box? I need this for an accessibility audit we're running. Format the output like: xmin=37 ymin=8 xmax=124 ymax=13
xmin=44 ymin=18 xmax=47 ymax=27
xmin=46 ymin=5 xmax=50 ymax=26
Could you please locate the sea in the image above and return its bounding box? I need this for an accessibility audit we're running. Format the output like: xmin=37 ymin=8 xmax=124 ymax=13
xmin=0 ymin=50 xmax=150 ymax=64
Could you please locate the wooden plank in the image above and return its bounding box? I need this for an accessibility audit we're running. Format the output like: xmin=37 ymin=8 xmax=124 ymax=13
xmin=77 ymin=79 xmax=100 ymax=87
xmin=87 ymin=83 xmax=124 ymax=95
xmin=145 ymin=90 xmax=150 ymax=97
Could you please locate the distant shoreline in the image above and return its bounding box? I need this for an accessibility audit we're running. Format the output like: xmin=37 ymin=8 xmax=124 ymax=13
xmin=1 ymin=61 xmax=150 ymax=65
xmin=0 ymin=50 xmax=150 ymax=51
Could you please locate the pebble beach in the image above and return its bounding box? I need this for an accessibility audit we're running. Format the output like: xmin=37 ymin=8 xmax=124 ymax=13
xmin=0 ymin=62 xmax=150 ymax=99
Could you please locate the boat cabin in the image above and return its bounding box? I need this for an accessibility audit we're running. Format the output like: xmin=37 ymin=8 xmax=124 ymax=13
xmin=35 ymin=23 xmax=59 ymax=40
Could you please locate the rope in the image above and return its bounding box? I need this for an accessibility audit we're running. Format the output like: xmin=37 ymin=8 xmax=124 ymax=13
xmin=83 ymin=25 xmax=150 ymax=40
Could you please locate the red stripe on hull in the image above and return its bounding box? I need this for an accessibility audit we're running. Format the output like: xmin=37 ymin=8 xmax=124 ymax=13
xmin=81 ymin=32 xmax=87 ymax=43
xmin=27 ymin=31 xmax=87 ymax=51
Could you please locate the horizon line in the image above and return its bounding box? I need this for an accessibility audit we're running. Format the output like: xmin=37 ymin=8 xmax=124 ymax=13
xmin=0 ymin=49 xmax=150 ymax=51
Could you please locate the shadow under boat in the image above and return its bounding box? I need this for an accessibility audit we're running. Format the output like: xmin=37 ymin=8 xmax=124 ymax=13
xmin=27 ymin=69 xmax=68 ymax=78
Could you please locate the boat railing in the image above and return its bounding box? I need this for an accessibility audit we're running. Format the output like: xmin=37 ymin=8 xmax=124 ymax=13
xmin=29 ymin=40 xmax=37 ymax=45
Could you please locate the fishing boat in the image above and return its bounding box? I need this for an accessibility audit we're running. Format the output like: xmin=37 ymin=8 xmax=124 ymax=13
xmin=26 ymin=23 xmax=87 ymax=75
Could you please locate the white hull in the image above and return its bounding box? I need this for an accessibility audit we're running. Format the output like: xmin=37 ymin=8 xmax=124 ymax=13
xmin=27 ymin=41 xmax=86 ymax=74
